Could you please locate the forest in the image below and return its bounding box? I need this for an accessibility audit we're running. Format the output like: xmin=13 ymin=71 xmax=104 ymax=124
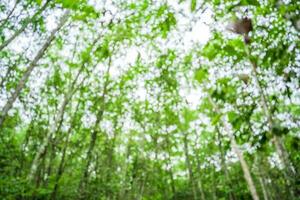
xmin=0 ymin=0 xmax=299 ymax=199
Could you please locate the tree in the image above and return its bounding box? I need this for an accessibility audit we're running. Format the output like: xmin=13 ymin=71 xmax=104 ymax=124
xmin=0 ymin=0 xmax=299 ymax=199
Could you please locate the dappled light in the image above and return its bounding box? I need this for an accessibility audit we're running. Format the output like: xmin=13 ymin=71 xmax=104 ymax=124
xmin=0 ymin=0 xmax=299 ymax=199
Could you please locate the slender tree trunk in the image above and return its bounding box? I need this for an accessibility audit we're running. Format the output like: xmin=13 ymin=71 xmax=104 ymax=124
xmin=29 ymin=58 xmax=82 ymax=181
xmin=0 ymin=65 xmax=12 ymax=89
xmin=183 ymin=133 xmax=198 ymax=200
xmin=192 ymin=133 xmax=206 ymax=200
xmin=216 ymin=128 xmax=236 ymax=200
xmin=49 ymin=135 xmax=69 ymax=199
xmin=43 ymin=137 xmax=56 ymax=187
xmin=49 ymin=39 xmax=100 ymax=200
xmin=164 ymin=131 xmax=176 ymax=196
xmin=245 ymin=44 xmax=296 ymax=183
xmin=0 ymin=0 xmax=20 ymax=29
xmin=0 ymin=55 xmax=26 ymax=90
xmin=31 ymin=147 xmax=48 ymax=199
xmin=195 ymin=154 xmax=206 ymax=200
xmin=208 ymin=97 xmax=260 ymax=200
xmin=167 ymin=155 xmax=176 ymax=197
xmin=247 ymin=46 xmax=296 ymax=199
xmin=137 ymin=173 xmax=148 ymax=200
xmin=50 ymin=102 xmax=80 ymax=200
xmin=118 ymin=143 xmax=133 ymax=200
xmin=77 ymin=60 xmax=111 ymax=199
xmin=102 ymin=122 xmax=119 ymax=198
xmin=77 ymin=128 xmax=98 ymax=199
xmin=0 ymin=11 xmax=69 ymax=128
xmin=231 ymin=138 xmax=259 ymax=200
xmin=258 ymin=176 xmax=269 ymax=200
xmin=268 ymin=173 xmax=282 ymax=200
xmin=272 ymin=135 xmax=295 ymax=178
xmin=19 ymin=113 xmax=38 ymax=171
xmin=130 ymin=155 xmax=140 ymax=200
xmin=77 ymin=106 xmax=105 ymax=199
xmin=211 ymin=169 xmax=217 ymax=200
xmin=255 ymin=156 xmax=272 ymax=200
xmin=0 ymin=0 xmax=51 ymax=51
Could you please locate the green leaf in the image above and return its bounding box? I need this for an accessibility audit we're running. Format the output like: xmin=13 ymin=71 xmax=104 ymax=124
xmin=36 ymin=0 xmax=42 ymax=5
xmin=272 ymin=125 xmax=289 ymax=136
xmin=191 ymin=0 xmax=197 ymax=12
xmin=202 ymin=42 xmax=220 ymax=60
xmin=227 ymin=111 xmax=238 ymax=123
xmin=62 ymin=0 xmax=76 ymax=8
xmin=183 ymin=108 xmax=198 ymax=123
xmin=240 ymin=0 xmax=260 ymax=6
xmin=159 ymin=12 xmax=177 ymax=38
xmin=194 ymin=68 xmax=208 ymax=84
xmin=81 ymin=50 xmax=91 ymax=62
xmin=212 ymin=114 xmax=221 ymax=125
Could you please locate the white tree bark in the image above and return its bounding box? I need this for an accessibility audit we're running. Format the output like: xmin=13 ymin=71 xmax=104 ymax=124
xmin=0 ymin=11 xmax=69 ymax=128
xmin=29 ymin=60 xmax=82 ymax=181
xmin=230 ymin=138 xmax=259 ymax=200
xmin=245 ymin=45 xmax=296 ymax=183
xmin=209 ymin=97 xmax=260 ymax=200
xmin=77 ymin=59 xmax=112 ymax=199
xmin=0 ymin=0 xmax=51 ymax=51
xmin=0 ymin=0 xmax=20 ymax=29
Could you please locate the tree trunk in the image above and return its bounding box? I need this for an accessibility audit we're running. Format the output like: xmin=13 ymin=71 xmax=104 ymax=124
xmin=0 ymin=0 xmax=20 ymax=29
xmin=137 ymin=172 xmax=148 ymax=200
xmin=258 ymin=176 xmax=269 ymax=200
xmin=231 ymin=138 xmax=259 ymax=200
xmin=29 ymin=57 xmax=82 ymax=181
xmin=43 ymin=137 xmax=56 ymax=187
xmin=50 ymin=102 xmax=80 ymax=200
xmin=31 ymin=147 xmax=48 ymax=199
xmin=216 ymin=128 xmax=236 ymax=200
xmin=211 ymin=169 xmax=218 ymax=200
xmin=164 ymin=131 xmax=176 ymax=196
xmin=209 ymin=97 xmax=260 ymax=200
xmin=192 ymin=139 xmax=206 ymax=200
xmin=183 ymin=133 xmax=198 ymax=200
xmin=0 ymin=0 xmax=50 ymax=51
xmin=254 ymin=156 xmax=272 ymax=200
xmin=195 ymin=156 xmax=206 ymax=200
xmin=245 ymin=45 xmax=296 ymax=185
xmin=273 ymin=135 xmax=295 ymax=178
xmin=0 ymin=11 xmax=69 ymax=128
xmin=77 ymin=60 xmax=111 ymax=199
xmin=167 ymin=155 xmax=176 ymax=197
xmin=77 ymin=130 xmax=95 ymax=198
xmin=118 ymin=143 xmax=133 ymax=200
xmin=49 ymin=132 xmax=70 ymax=200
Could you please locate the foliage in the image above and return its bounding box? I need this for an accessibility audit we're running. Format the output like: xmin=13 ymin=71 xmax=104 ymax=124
xmin=0 ymin=0 xmax=299 ymax=199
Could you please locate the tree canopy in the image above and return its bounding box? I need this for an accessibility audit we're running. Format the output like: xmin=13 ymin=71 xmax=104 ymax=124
xmin=0 ymin=0 xmax=299 ymax=199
